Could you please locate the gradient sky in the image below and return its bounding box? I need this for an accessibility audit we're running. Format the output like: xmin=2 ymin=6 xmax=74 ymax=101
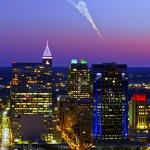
xmin=1 ymin=0 xmax=150 ymax=67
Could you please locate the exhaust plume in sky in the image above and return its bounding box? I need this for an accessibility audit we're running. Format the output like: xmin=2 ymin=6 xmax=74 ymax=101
xmin=67 ymin=0 xmax=105 ymax=42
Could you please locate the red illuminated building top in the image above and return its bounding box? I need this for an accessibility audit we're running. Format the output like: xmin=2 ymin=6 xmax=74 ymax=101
xmin=132 ymin=94 xmax=147 ymax=102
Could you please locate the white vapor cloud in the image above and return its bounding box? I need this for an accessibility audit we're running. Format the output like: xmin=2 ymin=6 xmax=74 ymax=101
xmin=67 ymin=0 xmax=105 ymax=42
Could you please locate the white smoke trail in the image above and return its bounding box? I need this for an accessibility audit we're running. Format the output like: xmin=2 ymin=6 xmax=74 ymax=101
xmin=67 ymin=0 xmax=105 ymax=42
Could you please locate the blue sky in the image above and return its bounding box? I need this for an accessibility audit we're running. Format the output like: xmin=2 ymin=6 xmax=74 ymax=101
xmin=0 ymin=0 xmax=150 ymax=66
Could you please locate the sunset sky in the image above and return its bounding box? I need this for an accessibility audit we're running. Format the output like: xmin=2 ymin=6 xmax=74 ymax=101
xmin=1 ymin=0 xmax=150 ymax=66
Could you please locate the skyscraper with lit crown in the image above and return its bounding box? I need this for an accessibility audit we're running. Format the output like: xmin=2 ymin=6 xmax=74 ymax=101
xmin=67 ymin=59 xmax=91 ymax=100
xmin=66 ymin=59 xmax=92 ymax=146
xmin=10 ymin=41 xmax=53 ymax=144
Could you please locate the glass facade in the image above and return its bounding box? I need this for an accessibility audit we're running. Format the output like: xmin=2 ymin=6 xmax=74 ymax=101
xmin=92 ymin=63 xmax=128 ymax=141
xmin=66 ymin=60 xmax=92 ymax=146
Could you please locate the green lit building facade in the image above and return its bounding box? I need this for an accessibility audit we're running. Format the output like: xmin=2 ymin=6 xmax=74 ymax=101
xmin=68 ymin=59 xmax=91 ymax=100
xmin=67 ymin=59 xmax=92 ymax=146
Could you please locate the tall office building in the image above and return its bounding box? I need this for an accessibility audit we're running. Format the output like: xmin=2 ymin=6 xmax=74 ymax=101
xmin=129 ymin=94 xmax=150 ymax=133
xmin=67 ymin=59 xmax=92 ymax=146
xmin=10 ymin=42 xmax=53 ymax=144
xmin=57 ymin=95 xmax=76 ymax=131
xmin=74 ymin=99 xmax=92 ymax=145
xmin=92 ymin=63 xmax=128 ymax=142
xmin=67 ymin=59 xmax=91 ymax=100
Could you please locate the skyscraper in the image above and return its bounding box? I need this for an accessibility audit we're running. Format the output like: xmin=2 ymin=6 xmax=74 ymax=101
xmin=67 ymin=59 xmax=91 ymax=100
xmin=92 ymin=63 xmax=128 ymax=142
xmin=66 ymin=59 xmax=92 ymax=146
xmin=10 ymin=42 xmax=53 ymax=144
xmin=129 ymin=94 xmax=150 ymax=134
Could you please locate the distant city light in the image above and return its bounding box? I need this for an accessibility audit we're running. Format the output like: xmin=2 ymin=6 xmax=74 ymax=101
xmin=80 ymin=59 xmax=87 ymax=64
xmin=132 ymin=94 xmax=147 ymax=102
xmin=71 ymin=59 xmax=78 ymax=64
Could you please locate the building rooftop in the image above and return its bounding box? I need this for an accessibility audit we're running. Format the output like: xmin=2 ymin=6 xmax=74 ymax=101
xmin=42 ymin=41 xmax=52 ymax=59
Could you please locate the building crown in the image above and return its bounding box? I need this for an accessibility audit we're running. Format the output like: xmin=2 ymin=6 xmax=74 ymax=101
xmin=42 ymin=40 xmax=52 ymax=59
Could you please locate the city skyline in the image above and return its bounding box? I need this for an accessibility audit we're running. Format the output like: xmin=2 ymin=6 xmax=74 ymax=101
xmin=1 ymin=1 xmax=150 ymax=149
xmin=1 ymin=0 xmax=150 ymax=67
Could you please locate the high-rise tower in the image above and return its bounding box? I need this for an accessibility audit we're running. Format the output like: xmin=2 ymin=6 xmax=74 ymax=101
xmin=10 ymin=42 xmax=53 ymax=144
xmin=92 ymin=63 xmax=128 ymax=142
xmin=67 ymin=59 xmax=91 ymax=100
xmin=66 ymin=59 xmax=92 ymax=146
xmin=129 ymin=94 xmax=150 ymax=134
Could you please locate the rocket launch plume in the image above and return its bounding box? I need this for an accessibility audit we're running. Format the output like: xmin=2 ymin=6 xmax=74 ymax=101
xmin=67 ymin=0 xmax=105 ymax=42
